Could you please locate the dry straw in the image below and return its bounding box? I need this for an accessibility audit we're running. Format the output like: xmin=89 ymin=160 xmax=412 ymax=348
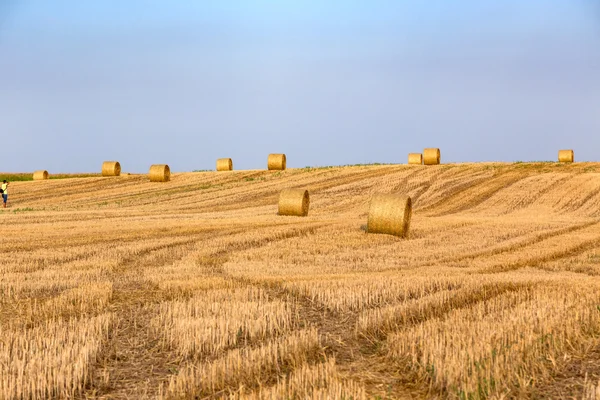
xmin=33 ymin=170 xmax=49 ymax=180
xmin=558 ymin=150 xmax=574 ymax=163
xmin=216 ymin=158 xmax=233 ymax=171
xmin=423 ymin=148 xmax=441 ymax=165
xmin=278 ymin=189 xmax=310 ymax=217
xmin=408 ymin=153 xmax=423 ymax=165
xmin=101 ymin=161 xmax=121 ymax=176
xmin=367 ymin=193 xmax=412 ymax=238
xmin=149 ymin=164 xmax=171 ymax=182
xmin=268 ymin=154 xmax=287 ymax=170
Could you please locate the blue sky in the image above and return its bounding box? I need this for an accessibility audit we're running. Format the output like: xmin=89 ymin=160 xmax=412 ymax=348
xmin=1 ymin=1 xmax=599 ymax=172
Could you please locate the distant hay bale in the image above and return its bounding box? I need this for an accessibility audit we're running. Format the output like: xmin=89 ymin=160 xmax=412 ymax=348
xmin=102 ymin=161 xmax=121 ymax=176
xmin=268 ymin=154 xmax=287 ymax=170
xmin=149 ymin=164 xmax=170 ymax=182
xmin=558 ymin=150 xmax=574 ymax=163
xmin=33 ymin=170 xmax=49 ymax=180
xmin=408 ymin=153 xmax=423 ymax=165
xmin=216 ymin=158 xmax=233 ymax=171
xmin=423 ymin=148 xmax=441 ymax=165
xmin=367 ymin=193 xmax=412 ymax=238
xmin=278 ymin=189 xmax=310 ymax=217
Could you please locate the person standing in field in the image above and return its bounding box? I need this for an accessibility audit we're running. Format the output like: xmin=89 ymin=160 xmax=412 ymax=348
xmin=1 ymin=180 xmax=8 ymax=208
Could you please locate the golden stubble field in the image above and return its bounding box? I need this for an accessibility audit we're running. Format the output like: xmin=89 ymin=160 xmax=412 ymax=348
xmin=2 ymin=162 xmax=600 ymax=399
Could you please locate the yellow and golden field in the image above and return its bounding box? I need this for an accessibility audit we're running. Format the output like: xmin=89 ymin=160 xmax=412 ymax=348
xmin=2 ymin=162 xmax=600 ymax=399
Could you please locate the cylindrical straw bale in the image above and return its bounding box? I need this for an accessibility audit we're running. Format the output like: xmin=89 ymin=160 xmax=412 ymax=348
xmin=33 ymin=170 xmax=49 ymax=180
xmin=408 ymin=153 xmax=423 ymax=165
xmin=423 ymin=148 xmax=441 ymax=165
xmin=216 ymin=158 xmax=233 ymax=171
xmin=149 ymin=164 xmax=171 ymax=182
xmin=278 ymin=189 xmax=310 ymax=217
xmin=558 ymin=150 xmax=574 ymax=163
xmin=268 ymin=154 xmax=287 ymax=170
xmin=367 ymin=193 xmax=412 ymax=238
xmin=102 ymin=161 xmax=121 ymax=176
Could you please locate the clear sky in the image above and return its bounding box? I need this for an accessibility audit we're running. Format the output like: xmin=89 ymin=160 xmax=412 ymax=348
xmin=1 ymin=1 xmax=598 ymax=172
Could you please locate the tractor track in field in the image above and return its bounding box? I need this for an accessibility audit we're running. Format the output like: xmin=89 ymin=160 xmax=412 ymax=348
xmin=81 ymin=223 xmax=328 ymax=399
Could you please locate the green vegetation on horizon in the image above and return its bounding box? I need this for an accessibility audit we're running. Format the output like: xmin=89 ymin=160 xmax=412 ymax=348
xmin=0 ymin=173 xmax=101 ymax=181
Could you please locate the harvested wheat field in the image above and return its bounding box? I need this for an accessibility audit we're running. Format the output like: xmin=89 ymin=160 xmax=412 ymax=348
xmin=3 ymin=162 xmax=600 ymax=399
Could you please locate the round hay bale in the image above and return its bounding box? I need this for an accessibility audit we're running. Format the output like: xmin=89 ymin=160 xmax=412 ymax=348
xmin=33 ymin=170 xmax=49 ymax=180
xmin=102 ymin=161 xmax=121 ymax=176
xmin=408 ymin=153 xmax=423 ymax=165
xmin=278 ymin=189 xmax=309 ymax=217
xmin=216 ymin=158 xmax=233 ymax=171
xmin=268 ymin=154 xmax=286 ymax=170
xmin=149 ymin=164 xmax=170 ymax=182
xmin=367 ymin=193 xmax=412 ymax=238
xmin=423 ymin=148 xmax=441 ymax=165
xmin=558 ymin=150 xmax=574 ymax=163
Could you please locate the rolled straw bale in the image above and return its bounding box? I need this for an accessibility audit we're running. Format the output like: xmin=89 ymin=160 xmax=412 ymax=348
xmin=278 ymin=189 xmax=310 ymax=216
xmin=367 ymin=193 xmax=412 ymax=238
xmin=216 ymin=158 xmax=233 ymax=171
xmin=33 ymin=170 xmax=49 ymax=180
xmin=558 ymin=150 xmax=574 ymax=163
xmin=149 ymin=164 xmax=170 ymax=182
xmin=423 ymin=148 xmax=441 ymax=165
xmin=268 ymin=154 xmax=287 ymax=170
xmin=408 ymin=153 xmax=423 ymax=165
xmin=101 ymin=161 xmax=121 ymax=176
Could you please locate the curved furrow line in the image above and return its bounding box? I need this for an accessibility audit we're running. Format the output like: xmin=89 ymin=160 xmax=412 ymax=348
xmin=85 ymin=222 xmax=331 ymax=398
xmin=409 ymin=220 xmax=600 ymax=271
xmin=414 ymin=168 xmax=496 ymax=210
xmin=493 ymin=174 xmax=573 ymax=215
xmin=555 ymin=177 xmax=600 ymax=215
xmin=78 ymin=170 xmax=274 ymax=208
xmin=100 ymin=169 xmax=338 ymax=211
xmin=16 ymin=177 xmax=146 ymax=205
xmin=145 ymin=167 xmax=401 ymax=214
xmin=475 ymin=224 xmax=600 ymax=274
xmin=423 ymin=172 xmax=527 ymax=216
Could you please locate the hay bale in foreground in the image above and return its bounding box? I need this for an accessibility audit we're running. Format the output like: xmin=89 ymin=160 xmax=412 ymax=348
xmin=216 ymin=158 xmax=233 ymax=171
xmin=33 ymin=170 xmax=49 ymax=180
xmin=149 ymin=164 xmax=170 ymax=182
xmin=408 ymin=153 xmax=423 ymax=165
xmin=102 ymin=161 xmax=121 ymax=176
xmin=423 ymin=148 xmax=441 ymax=165
xmin=268 ymin=154 xmax=286 ymax=170
xmin=278 ymin=189 xmax=310 ymax=216
xmin=367 ymin=193 xmax=412 ymax=238
xmin=558 ymin=150 xmax=574 ymax=163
